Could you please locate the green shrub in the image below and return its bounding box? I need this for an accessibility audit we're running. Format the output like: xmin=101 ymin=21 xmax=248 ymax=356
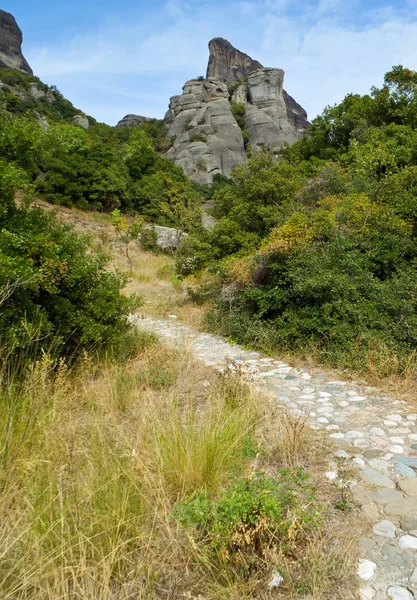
xmin=230 ymin=101 xmax=246 ymax=130
xmin=174 ymin=469 xmax=321 ymax=574
xmin=189 ymin=133 xmax=207 ymax=143
xmin=140 ymin=227 xmax=159 ymax=251
xmin=0 ymin=202 xmax=140 ymax=364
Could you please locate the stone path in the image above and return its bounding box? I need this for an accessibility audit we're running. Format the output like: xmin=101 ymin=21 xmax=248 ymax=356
xmin=137 ymin=315 xmax=417 ymax=600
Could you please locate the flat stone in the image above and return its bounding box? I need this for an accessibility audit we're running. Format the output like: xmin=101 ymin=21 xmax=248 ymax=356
xmin=368 ymin=459 xmax=391 ymax=474
xmin=360 ymin=468 xmax=396 ymax=489
xmin=385 ymin=497 xmax=417 ymax=517
xmin=370 ymin=427 xmax=386 ymax=436
xmin=410 ymin=567 xmax=417 ymax=584
xmin=394 ymin=457 xmax=417 ymax=469
xmin=402 ymin=517 xmax=417 ymax=531
xmin=361 ymin=537 xmax=376 ymax=551
xmin=346 ymin=430 xmax=365 ymax=439
xmin=357 ymin=559 xmax=376 ymax=581
xmin=387 ymin=586 xmax=415 ymax=600
xmin=399 ymin=535 xmax=417 ymax=550
xmin=389 ymin=445 xmax=405 ymax=454
xmin=395 ymin=463 xmax=417 ymax=479
xmin=409 ymin=434 xmax=417 ymax=441
xmin=387 ymin=415 xmax=403 ymax=422
xmin=399 ymin=479 xmax=417 ymax=497
xmin=359 ymin=587 xmax=375 ymax=600
xmin=368 ymin=490 xmax=403 ymax=505
xmin=383 ymin=544 xmax=406 ymax=566
xmin=363 ymin=449 xmax=383 ymax=459
xmin=372 ymin=520 xmax=397 ymax=538
xmin=361 ymin=504 xmax=380 ymax=521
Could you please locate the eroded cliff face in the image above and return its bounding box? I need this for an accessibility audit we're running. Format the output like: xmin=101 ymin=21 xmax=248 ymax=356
xmin=0 ymin=10 xmax=33 ymax=75
xmin=206 ymin=37 xmax=263 ymax=83
xmin=165 ymin=38 xmax=308 ymax=182
xmin=165 ymin=78 xmax=246 ymax=185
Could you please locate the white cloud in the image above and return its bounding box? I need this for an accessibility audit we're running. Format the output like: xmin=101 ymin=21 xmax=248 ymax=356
xmin=23 ymin=0 xmax=417 ymax=124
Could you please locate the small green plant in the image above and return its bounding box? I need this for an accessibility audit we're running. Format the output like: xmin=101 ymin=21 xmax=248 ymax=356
xmin=110 ymin=209 xmax=143 ymax=272
xmin=189 ymin=133 xmax=207 ymax=143
xmin=174 ymin=469 xmax=322 ymax=575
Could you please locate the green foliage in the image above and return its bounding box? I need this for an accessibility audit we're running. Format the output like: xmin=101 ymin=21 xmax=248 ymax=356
xmin=0 ymin=196 xmax=139 ymax=363
xmin=174 ymin=470 xmax=321 ymax=574
xmin=230 ymin=101 xmax=246 ymax=130
xmin=189 ymin=132 xmax=207 ymax=143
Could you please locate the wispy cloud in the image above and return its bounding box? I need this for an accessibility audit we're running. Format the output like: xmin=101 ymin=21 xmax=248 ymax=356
xmin=24 ymin=0 xmax=417 ymax=125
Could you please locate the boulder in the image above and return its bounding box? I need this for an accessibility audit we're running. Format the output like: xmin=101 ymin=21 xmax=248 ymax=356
xmin=72 ymin=115 xmax=90 ymax=130
xmin=116 ymin=114 xmax=156 ymax=128
xmin=0 ymin=10 xmax=33 ymax=75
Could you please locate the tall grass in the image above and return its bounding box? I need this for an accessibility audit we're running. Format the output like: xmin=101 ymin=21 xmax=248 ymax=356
xmin=0 ymin=333 xmax=357 ymax=599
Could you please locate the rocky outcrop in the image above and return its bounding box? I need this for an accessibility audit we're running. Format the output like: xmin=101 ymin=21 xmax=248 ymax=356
xmin=164 ymin=78 xmax=247 ymax=184
xmin=0 ymin=10 xmax=32 ymax=75
xmin=72 ymin=115 xmax=90 ymax=129
xmin=245 ymin=68 xmax=307 ymax=151
xmin=164 ymin=39 xmax=309 ymax=182
xmin=206 ymin=38 xmax=262 ymax=83
xmin=116 ymin=114 xmax=156 ymax=128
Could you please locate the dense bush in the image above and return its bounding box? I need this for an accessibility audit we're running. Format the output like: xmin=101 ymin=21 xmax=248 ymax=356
xmin=0 ymin=168 xmax=138 ymax=363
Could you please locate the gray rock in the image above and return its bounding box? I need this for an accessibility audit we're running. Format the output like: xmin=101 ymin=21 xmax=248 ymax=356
xmin=410 ymin=567 xmax=417 ymax=584
xmin=116 ymin=114 xmax=156 ymax=128
xmin=360 ymin=467 xmax=396 ymax=489
xmin=384 ymin=497 xmax=417 ymax=517
xmin=165 ymin=40 xmax=308 ymax=183
xmin=399 ymin=479 xmax=417 ymax=498
xmin=395 ymin=463 xmax=417 ymax=478
xmin=373 ymin=520 xmax=397 ymax=539
xmin=165 ymin=77 xmax=247 ymax=184
xmin=387 ymin=586 xmax=415 ymax=600
xmin=0 ymin=10 xmax=32 ymax=75
xmin=206 ymin=37 xmax=262 ymax=83
xmin=245 ymin=68 xmax=307 ymax=152
xmin=143 ymin=225 xmax=188 ymax=251
xmin=72 ymin=115 xmax=89 ymax=130
xmin=394 ymin=457 xmax=417 ymax=469
xmin=401 ymin=517 xmax=417 ymax=531
xmin=399 ymin=535 xmax=417 ymax=550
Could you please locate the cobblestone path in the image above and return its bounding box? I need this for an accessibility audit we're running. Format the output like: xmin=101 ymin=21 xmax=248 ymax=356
xmin=139 ymin=315 xmax=417 ymax=600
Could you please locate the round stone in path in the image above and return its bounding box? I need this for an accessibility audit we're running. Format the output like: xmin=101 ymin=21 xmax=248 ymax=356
xmin=387 ymin=586 xmax=415 ymax=600
xmin=399 ymin=535 xmax=417 ymax=550
xmin=357 ymin=559 xmax=376 ymax=581
xmin=372 ymin=520 xmax=396 ymax=539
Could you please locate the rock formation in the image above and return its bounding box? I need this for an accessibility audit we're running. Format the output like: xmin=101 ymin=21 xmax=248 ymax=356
xmin=72 ymin=115 xmax=90 ymax=130
xmin=164 ymin=38 xmax=308 ymax=183
xmin=116 ymin=114 xmax=156 ymax=128
xmin=206 ymin=38 xmax=262 ymax=83
xmin=164 ymin=78 xmax=247 ymax=184
xmin=0 ymin=10 xmax=32 ymax=75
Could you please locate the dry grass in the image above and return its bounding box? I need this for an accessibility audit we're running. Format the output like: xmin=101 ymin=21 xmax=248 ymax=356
xmin=0 ymin=334 xmax=359 ymax=600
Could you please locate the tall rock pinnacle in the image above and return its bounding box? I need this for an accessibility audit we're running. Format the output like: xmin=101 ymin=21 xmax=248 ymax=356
xmin=0 ymin=10 xmax=33 ymax=75
xmin=206 ymin=38 xmax=263 ymax=83
xmin=163 ymin=38 xmax=309 ymax=184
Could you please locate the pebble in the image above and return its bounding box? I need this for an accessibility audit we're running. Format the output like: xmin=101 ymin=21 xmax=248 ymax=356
xmin=267 ymin=573 xmax=284 ymax=588
xmin=357 ymin=559 xmax=376 ymax=581
xmin=387 ymin=586 xmax=415 ymax=600
xmin=370 ymin=427 xmax=386 ymax=436
xmin=372 ymin=520 xmax=396 ymax=538
xmin=359 ymin=588 xmax=375 ymax=600
xmin=399 ymin=535 xmax=417 ymax=550
xmin=325 ymin=471 xmax=338 ymax=481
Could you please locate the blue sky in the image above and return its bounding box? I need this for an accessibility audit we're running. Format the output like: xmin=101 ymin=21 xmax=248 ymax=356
xmin=5 ymin=1 xmax=417 ymax=125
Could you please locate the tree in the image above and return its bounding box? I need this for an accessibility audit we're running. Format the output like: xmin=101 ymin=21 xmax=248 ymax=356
xmin=110 ymin=209 xmax=143 ymax=271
